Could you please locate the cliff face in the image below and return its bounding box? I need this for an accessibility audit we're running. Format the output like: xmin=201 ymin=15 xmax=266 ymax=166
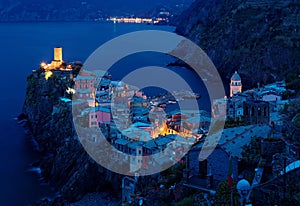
xmin=22 ymin=71 xmax=122 ymax=204
xmin=176 ymin=0 xmax=300 ymax=89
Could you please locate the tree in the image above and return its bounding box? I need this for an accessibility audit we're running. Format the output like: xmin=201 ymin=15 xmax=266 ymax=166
xmin=215 ymin=180 xmax=240 ymax=206
xmin=241 ymin=136 xmax=262 ymax=169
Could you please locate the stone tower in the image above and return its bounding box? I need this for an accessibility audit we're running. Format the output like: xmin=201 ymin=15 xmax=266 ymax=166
xmin=230 ymin=71 xmax=242 ymax=97
xmin=54 ymin=47 xmax=62 ymax=62
xmin=51 ymin=47 xmax=63 ymax=68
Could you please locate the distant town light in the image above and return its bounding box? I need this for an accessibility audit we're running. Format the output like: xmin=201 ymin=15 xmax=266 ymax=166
xmin=108 ymin=17 xmax=154 ymax=24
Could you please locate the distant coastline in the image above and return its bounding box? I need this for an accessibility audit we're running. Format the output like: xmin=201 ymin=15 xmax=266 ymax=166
xmin=0 ymin=19 xmax=171 ymax=25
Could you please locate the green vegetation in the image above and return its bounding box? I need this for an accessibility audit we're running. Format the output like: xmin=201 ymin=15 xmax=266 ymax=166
xmin=241 ymin=136 xmax=262 ymax=169
xmin=161 ymin=163 xmax=186 ymax=188
xmin=176 ymin=0 xmax=300 ymax=88
xmin=25 ymin=74 xmax=39 ymax=104
xmin=280 ymin=100 xmax=300 ymax=120
xmin=215 ymin=180 xmax=240 ymax=206
xmin=293 ymin=113 xmax=300 ymax=128
xmin=174 ymin=196 xmax=194 ymax=206
xmin=286 ymin=72 xmax=300 ymax=92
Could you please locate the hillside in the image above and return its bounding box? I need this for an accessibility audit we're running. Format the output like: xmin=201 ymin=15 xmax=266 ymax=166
xmin=176 ymin=0 xmax=300 ymax=89
xmin=0 ymin=0 xmax=193 ymax=21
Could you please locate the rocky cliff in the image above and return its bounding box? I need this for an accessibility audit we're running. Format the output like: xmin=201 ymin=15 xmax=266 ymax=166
xmin=21 ymin=70 xmax=122 ymax=204
xmin=176 ymin=0 xmax=300 ymax=89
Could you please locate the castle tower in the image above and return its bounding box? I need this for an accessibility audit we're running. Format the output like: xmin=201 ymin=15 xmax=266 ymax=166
xmin=50 ymin=47 xmax=63 ymax=69
xmin=54 ymin=47 xmax=63 ymax=62
xmin=230 ymin=71 xmax=242 ymax=97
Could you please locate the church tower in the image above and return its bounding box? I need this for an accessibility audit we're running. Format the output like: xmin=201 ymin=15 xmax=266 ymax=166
xmin=230 ymin=71 xmax=242 ymax=97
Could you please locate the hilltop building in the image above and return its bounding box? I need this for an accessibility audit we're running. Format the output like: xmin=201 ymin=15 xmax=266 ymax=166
xmin=40 ymin=47 xmax=73 ymax=71
xmin=51 ymin=47 xmax=63 ymax=68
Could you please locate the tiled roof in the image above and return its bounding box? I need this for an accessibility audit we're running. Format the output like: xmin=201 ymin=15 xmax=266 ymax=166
xmin=75 ymin=75 xmax=95 ymax=81
xmin=231 ymin=71 xmax=241 ymax=81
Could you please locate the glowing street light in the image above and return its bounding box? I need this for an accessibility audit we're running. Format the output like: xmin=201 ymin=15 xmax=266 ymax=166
xmin=40 ymin=62 xmax=47 ymax=68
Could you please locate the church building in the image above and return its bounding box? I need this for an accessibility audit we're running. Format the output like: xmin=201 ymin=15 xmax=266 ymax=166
xmin=230 ymin=71 xmax=242 ymax=97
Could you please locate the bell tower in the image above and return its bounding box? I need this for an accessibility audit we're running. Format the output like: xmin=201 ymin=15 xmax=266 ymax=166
xmin=230 ymin=71 xmax=242 ymax=97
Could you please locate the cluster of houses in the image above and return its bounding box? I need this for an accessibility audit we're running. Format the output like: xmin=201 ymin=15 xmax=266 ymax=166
xmin=187 ymin=71 xmax=300 ymax=202
xmin=213 ymin=71 xmax=289 ymax=124
xmin=69 ymin=64 xmax=211 ymax=173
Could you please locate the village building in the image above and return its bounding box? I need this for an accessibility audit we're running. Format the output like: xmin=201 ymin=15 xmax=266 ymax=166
xmin=212 ymin=97 xmax=227 ymax=119
xmin=189 ymin=145 xmax=238 ymax=187
xmin=187 ymin=124 xmax=272 ymax=189
xmin=39 ymin=47 xmax=77 ymax=73
xmin=243 ymin=100 xmax=270 ymax=125
xmin=227 ymin=93 xmax=248 ymax=120
xmin=74 ymin=75 xmax=95 ymax=91
xmin=88 ymin=106 xmax=111 ymax=127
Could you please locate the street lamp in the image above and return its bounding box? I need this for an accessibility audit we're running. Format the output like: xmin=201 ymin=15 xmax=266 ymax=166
xmin=237 ymin=179 xmax=251 ymax=206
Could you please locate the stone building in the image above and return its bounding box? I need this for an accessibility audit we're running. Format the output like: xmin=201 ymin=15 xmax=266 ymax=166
xmin=188 ymin=145 xmax=238 ymax=187
xmin=40 ymin=47 xmax=66 ymax=70
xmin=243 ymin=100 xmax=270 ymax=125
xmin=50 ymin=47 xmax=63 ymax=68
xmin=227 ymin=93 xmax=248 ymax=120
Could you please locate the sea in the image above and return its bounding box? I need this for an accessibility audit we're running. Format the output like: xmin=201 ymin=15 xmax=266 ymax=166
xmin=0 ymin=22 xmax=211 ymax=205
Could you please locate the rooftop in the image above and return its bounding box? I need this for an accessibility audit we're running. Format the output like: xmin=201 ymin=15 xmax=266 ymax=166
xmin=121 ymin=126 xmax=151 ymax=141
xmin=244 ymin=100 xmax=269 ymax=106
xmin=75 ymin=75 xmax=95 ymax=81
xmin=77 ymin=88 xmax=93 ymax=94
xmin=95 ymin=106 xmax=111 ymax=113
xmin=231 ymin=71 xmax=241 ymax=81
xmin=60 ymin=97 xmax=72 ymax=103
xmin=128 ymin=141 xmax=144 ymax=150
xmin=192 ymin=125 xmax=271 ymax=158
xmin=144 ymin=139 xmax=158 ymax=150
xmin=155 ymin=137 xmax=173 ymax=146
xmin=115 ymin=138 xmax=130 ymax=146
xmin=91 ymin=70 xmax=109 ymax=77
